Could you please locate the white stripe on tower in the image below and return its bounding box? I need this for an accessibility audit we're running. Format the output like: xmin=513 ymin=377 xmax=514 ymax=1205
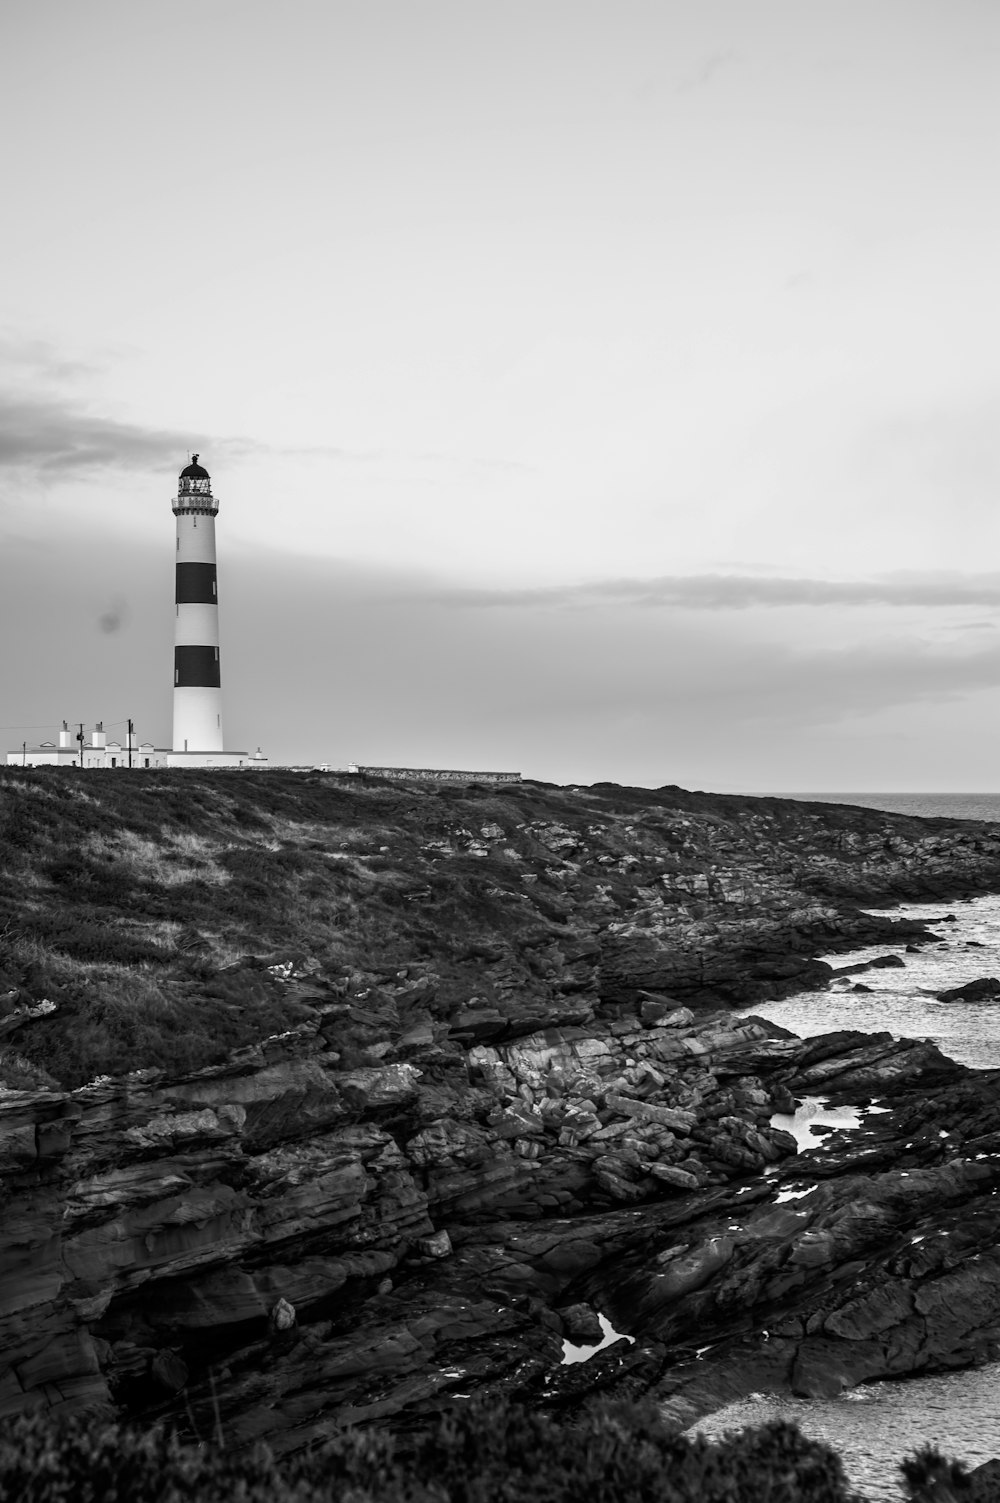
xmin=172 ymin=454 xmax=224 ymax=752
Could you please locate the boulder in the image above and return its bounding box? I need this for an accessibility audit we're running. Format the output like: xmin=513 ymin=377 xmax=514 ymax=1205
xmin=414 ymin=1231 xmax=453 ymax=1259
xmin=830 ymin=954 xmax=906 ymax=977
xmin=937 ymin=977 xmax=1000 ymax=1003
xmin=561 ymin=1303 xmax=603 ymax=1343
xmin=638 ymin=995 xmax=690 ymax=1028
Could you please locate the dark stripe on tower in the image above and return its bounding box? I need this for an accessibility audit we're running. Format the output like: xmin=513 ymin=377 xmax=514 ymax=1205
xmin=174 ymin=645 xmax=221 ymax=687
xmin=176 ymin=562 xmax=218 ymax=604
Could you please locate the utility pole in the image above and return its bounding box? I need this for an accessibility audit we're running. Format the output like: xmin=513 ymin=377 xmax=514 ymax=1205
xmin=21 ymin=742 xmax=25 ymax=767
xmin=128 ymin=718 xmax=134 ymax=769
xmin=77 ymin=723 xmax=85 ymax=769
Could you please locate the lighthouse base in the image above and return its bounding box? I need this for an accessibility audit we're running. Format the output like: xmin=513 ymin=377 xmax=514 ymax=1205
xmin=164 ymin=750 xmax=268 ymax=769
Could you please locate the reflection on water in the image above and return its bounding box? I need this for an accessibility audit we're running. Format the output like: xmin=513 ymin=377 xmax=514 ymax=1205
xmin=771 ymin=1098 xmax=863 ymax=1152
xmin=561 ymin=1313 xmax=634 ymax=1365
xmin=692 ymin=1364 xmax=1000 ymax=1501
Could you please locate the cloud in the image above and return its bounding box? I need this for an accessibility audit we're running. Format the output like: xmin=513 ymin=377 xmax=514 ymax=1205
xmin=0 ymin=386 xmax=526 ymax=483
xmin=0 ymin=391 xmax=260 ymax=478
xmin=218 ymin=551 xmax=1000 ymax=741
xmin=3 ymin=528 xmax=1000 ymax=789
xmin=0 ymin=333 xmax=99 ymax=384
xmin=419 ymin=572 xmax=1000 ymax=612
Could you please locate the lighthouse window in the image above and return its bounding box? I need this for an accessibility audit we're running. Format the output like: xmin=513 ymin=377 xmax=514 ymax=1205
xmin=175 ymin=669 xmax=179 ymax=685
xmin=214 ymin=647 xmax=219 ymax=660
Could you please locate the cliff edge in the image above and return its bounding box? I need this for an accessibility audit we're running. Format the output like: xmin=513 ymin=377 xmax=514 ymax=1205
xmin=2 ymin=769 xmax=1000 ymax=1441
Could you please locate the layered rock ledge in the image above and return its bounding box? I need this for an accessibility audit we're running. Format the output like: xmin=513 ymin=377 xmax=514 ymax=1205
xmin=2 ymin=771 xmax=1000 ymax=1442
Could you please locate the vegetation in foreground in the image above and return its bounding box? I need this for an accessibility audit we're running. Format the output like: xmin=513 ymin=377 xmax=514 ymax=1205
xmin=0 ymin=1402 xmax=991 ymax=1503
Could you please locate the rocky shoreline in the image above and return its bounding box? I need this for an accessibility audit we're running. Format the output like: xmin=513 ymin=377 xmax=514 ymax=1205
xmin=3 ymin=773 xmax=1000 ymax=1447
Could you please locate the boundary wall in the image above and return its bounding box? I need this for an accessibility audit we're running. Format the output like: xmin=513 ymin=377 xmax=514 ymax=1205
xmin=348 ymin=765 xmax=521 ymax=784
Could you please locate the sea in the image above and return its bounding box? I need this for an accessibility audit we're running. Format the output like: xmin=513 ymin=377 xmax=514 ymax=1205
xmin=763 ymin=791 xmax=1000 ymax=824
xmin=688 ymin=792 xmax=1000 ymax=1500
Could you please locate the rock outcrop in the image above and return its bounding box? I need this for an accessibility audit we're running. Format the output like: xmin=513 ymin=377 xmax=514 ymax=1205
xmin=3 ymin=995 xmax=998 ymax=1448
xmin=936 ymin=977 xmax=1000 ymax=1003
xmin=2 ymin=770 xmax=1000 ymax=1444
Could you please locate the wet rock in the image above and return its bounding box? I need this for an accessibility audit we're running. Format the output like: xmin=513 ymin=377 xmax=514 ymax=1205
xmin=937 ymin=977 xmax=1000 ymax=1003
xmin=561 ymin=1303 xmax=603 ymax=1343
xmin=830 ymin=954 xmax=906 ymax=977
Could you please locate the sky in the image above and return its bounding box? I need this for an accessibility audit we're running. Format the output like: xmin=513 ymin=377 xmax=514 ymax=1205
xmin=3 ymin=0 xmax=1000 ymax=789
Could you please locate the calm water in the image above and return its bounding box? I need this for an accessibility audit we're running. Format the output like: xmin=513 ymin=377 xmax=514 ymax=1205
xmin=768 ymin=791 xmax=1000 ymax=823
xmin=691 ymin=868 xmax=1000 ymax=1499
xmin=693 ymin=1368 xmax=1000 ymax=1501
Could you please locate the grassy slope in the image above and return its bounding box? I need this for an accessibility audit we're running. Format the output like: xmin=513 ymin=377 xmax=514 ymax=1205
xmin=0 ymin=769 xmax=605 ymax=1087
xmin=0 ymin=767 xmax=983 ymax=1090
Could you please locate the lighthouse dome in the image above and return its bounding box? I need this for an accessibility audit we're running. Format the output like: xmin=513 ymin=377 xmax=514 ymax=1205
xmin=180 ymin=454 xmax=210 ymax=480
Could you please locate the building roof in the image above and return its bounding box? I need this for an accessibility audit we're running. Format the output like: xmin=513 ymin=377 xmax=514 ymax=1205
xmin=180 ymin=453 xmax=210 ymax=480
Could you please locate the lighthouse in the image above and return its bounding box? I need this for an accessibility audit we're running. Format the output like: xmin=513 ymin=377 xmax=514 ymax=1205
xmin=5 ymin=453 xmax=268 ymax=771
xmin=171 ymin=455 xmax=225 ymax=753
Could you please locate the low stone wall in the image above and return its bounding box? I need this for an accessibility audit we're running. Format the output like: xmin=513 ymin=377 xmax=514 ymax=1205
xmin=348 ymin=765 xmax=521 ymax=784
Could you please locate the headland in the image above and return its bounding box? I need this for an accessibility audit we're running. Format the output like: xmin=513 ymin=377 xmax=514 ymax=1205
xmin=2 ymin=769 xmax=1000 ymax=1450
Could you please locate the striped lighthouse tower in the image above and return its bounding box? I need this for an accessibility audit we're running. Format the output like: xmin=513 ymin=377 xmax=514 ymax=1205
xmin=172 ymin=455 xmax=224 ymax=753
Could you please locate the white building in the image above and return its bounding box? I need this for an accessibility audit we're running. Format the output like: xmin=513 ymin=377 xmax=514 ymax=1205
xmin=6 ymin=720 xmax=268 ymax=769
xmin=7 ymin=722 xmax=165 ymax=769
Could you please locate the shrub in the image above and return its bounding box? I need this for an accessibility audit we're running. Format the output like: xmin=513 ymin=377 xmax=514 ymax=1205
xmin=2 ymin=1399 xmax=992 ymax=1503
xmin=0 ymin=1404 xmax=875 ymax=1503
xmin=900 ymin=1446 xmax=977 ymax=1499
xmin=0 ymin=1412 xmax=336 ymax=1503
xmin=396 ymin=1405 xmax=864 ymax=1503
